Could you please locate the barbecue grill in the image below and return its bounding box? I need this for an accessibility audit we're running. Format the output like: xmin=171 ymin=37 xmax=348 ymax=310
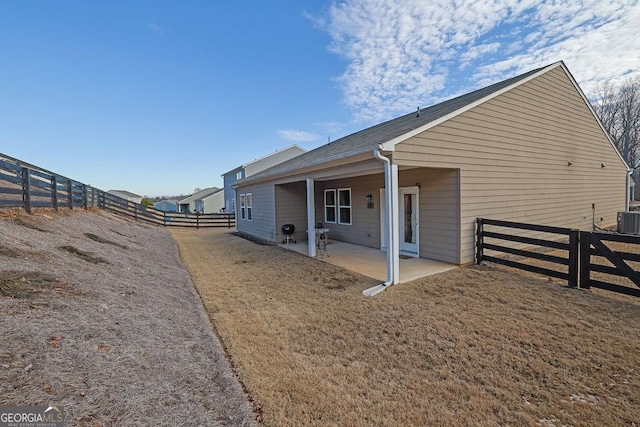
xmin=281 ymin=223 xmax=296 ymax=244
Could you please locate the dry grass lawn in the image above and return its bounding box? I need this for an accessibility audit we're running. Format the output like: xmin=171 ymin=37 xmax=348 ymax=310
xmin=171 ymin=228 xmax=640 ymax=426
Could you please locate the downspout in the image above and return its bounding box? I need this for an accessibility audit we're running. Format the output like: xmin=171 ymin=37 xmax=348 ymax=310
xmin=363 ymin=148 xmax=395 ymax=297
xmin=626 ymin=168 xmax=632 ymax=211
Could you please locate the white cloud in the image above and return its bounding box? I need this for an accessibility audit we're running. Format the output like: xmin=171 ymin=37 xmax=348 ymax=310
xmin=323 ymin=0 xmax=640 ymax=123
xmin=277 ymin=129 xmax=319 ymax=142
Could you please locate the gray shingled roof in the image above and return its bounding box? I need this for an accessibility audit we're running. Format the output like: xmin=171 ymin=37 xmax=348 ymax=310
xmin=239 ymin=63 xmax=552 ymax=186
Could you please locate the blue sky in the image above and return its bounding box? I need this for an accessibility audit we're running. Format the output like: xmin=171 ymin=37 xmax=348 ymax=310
xmin=1 ymin=1 xmax=639 ymax=197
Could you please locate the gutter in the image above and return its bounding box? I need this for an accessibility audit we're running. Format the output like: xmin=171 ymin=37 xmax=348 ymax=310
xmin=363 ymin=148 xmax=398 ymax=297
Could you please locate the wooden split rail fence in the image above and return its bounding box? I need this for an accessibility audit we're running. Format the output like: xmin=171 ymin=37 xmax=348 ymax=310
xmin=477 ymin=218 xmax=640 ymax=297
xmin=0 ymin=153 xmax=235 ymax=229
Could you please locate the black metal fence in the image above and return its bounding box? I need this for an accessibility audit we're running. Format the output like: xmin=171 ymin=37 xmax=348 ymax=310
xmin=0 ymin=153 xmax=235 ymax=229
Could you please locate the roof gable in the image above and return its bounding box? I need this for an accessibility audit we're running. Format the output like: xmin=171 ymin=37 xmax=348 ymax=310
xmin=178 ymin=187 xmax=221 ymax=204
xmin=221 ymin=145 xmax=306 ymax=177
xmin=239 ymin=60 xmax=627 ymax=186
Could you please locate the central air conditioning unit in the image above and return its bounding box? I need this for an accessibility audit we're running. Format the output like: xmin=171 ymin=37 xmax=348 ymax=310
xmin=617 ymin=211 xmax=640 ymax=234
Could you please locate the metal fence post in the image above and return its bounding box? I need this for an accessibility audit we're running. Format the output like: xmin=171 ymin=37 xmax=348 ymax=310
xmin=568 ymin=229 xmax=579 ymax=287
xmin=22 ymin=167 xmax=32 ymax=214
xmin=579 ymin=231 xmax=591 ymax=289
xmin=476 ymin=218 xmax=483 ymax=264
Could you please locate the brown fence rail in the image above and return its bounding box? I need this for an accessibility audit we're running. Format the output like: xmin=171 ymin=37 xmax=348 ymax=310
xmin=0 ymin=153 xmax=235 ymax=229
xmin=476 ymin=218 xmax=579 ymax=287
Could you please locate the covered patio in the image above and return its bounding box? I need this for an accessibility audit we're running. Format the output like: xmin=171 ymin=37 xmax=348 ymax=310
xmin=279 ymin=239 xmax=457 ymax=283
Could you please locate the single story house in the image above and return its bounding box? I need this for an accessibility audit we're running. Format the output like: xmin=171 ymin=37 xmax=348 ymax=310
xmin=107 ymin=190 xmax=143 ymax=204
xmin=153 ymin=199 xmax=179 ymax=212
xmin=222 ymin=145 xmax=306 ymax=213
xmin=234 ymin=61 xmax=629 ymax=293
xmin=178 ymin=187 xmax=221 ymax=213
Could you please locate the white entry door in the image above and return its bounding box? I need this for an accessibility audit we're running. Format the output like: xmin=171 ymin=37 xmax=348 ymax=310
xmin=399 ymin=187 xmax=419 ymax=256
xmin=379 ymin=187 xmax=419 ymax=256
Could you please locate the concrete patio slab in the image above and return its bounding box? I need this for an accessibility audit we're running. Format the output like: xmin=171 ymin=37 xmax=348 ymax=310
xmin=279 ymin=240 xmax=457 ymax=283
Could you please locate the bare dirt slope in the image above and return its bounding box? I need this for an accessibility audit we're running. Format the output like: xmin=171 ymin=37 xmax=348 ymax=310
xmin=171 ymin=227 xmax=640 ymax=427
xmin=0 ymin=209 xmax=256 ymax=426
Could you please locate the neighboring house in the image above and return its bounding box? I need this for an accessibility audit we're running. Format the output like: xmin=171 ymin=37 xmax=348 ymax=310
xmin=222 ymin=145 xmax=306 ymax=213
xmin=153 ymin=199 xmax=179 ymax=212
xmin=234 ymin=61 xmax=629 ymax=288
xmin=178 ymin=187 xmax=222 ymax=213
xmin=201 ymin=188 xmax=225 ymax=213
xmin=107 ymin=190 xmax=143 ymax=204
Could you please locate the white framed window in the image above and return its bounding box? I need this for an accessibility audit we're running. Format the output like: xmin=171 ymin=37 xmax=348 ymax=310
xmin=236 ymin=171 xmax=243 ymax=180
xmin=338 ymin=188 xmax=351 ymax=225
xmin=246 ymin=193 xmax=252 ymax=221
xmin=231 ymin=197 xmax=235 ymax=213
xmin=240 ymin=194 xmax=246 ymax=220
xmin=324 ymin=189 xmax=336 ymax=223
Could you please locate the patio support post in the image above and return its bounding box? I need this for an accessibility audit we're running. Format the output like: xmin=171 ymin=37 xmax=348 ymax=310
xmin=306 ymin=178 xmax=316 ymax=257
xmin=390 ymin=163 xmax=400 ymax=284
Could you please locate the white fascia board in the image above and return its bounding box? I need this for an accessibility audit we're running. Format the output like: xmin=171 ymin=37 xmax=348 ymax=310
xmin=378 ymin=62 xmax=564 ymax=152
xmin=559 ymin=62 xmax=630 ymax=171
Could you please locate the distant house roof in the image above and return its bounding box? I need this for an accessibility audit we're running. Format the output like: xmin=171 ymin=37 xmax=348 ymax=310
xmin=178 ymin=187 xmax=221 ymax=204
xmin=221 ymin=145 xmax=306 ymax=177
xmin=238 ymin=63 xmax=555 ymax=186
xmin=107 ymin=190 xmax=142 ymax=199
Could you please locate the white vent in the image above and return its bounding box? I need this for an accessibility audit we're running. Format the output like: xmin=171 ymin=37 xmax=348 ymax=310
xmin=617 ymin=211 xmax=640 ymax=234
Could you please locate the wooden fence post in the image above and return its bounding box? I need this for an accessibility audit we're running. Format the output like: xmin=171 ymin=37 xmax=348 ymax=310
xmin=51 ymin=175 xmax=58 ymax=210
xmin=579 ymin=231 xmax=591 ymax=289
xmin=476 ymin=218 xmax=483 ymax=264
xmin=67 ymin=180 xmax=73 ymax=209
xmin=134 ymin=203 xmax=137 ymax=221
xmin=83 ymin=184 xmax=88 ymax=209
xmin=568 ymin=229 xmax=579 ymax=287
xmin=22 ymin=167 xmax=32 ymax=214
xmin=227 ymin=214 xmax=231 ymax=229
xmin=196 ymin=211 xmax=200 ymax=229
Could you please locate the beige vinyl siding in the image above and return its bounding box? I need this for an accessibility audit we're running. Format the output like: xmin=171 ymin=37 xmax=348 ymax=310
xmin=235 ymin=182 xmax=276 ymax=242
xmin=275 ymin=181 xmax=308 ymax=242
xmin=394 ymin=66 xmax=627 ymax=264
xmin=202 ymin=191 xmax=224 ymax=213
xmin=398 ymin=168 xmax=460 ymax=264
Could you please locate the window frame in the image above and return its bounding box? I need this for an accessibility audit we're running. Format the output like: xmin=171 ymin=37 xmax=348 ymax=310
xmin=236 ymin=171 xmax=243 ymax=180
xmin=324 ymin=189 xmax=336 ymax=224
xmin=246 ymin=193 xmax=252 ymax=221
xmin=240 ymin=194 xmax=246 ymax=220
xmin=338 ymin=188 xmax=352 ymax=225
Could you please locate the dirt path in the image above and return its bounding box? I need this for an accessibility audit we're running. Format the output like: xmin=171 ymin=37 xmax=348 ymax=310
xmin=172 ymin=227 xmax=640 ymax=427
xmin=0 ymin=209 xmax=255 ymax=426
